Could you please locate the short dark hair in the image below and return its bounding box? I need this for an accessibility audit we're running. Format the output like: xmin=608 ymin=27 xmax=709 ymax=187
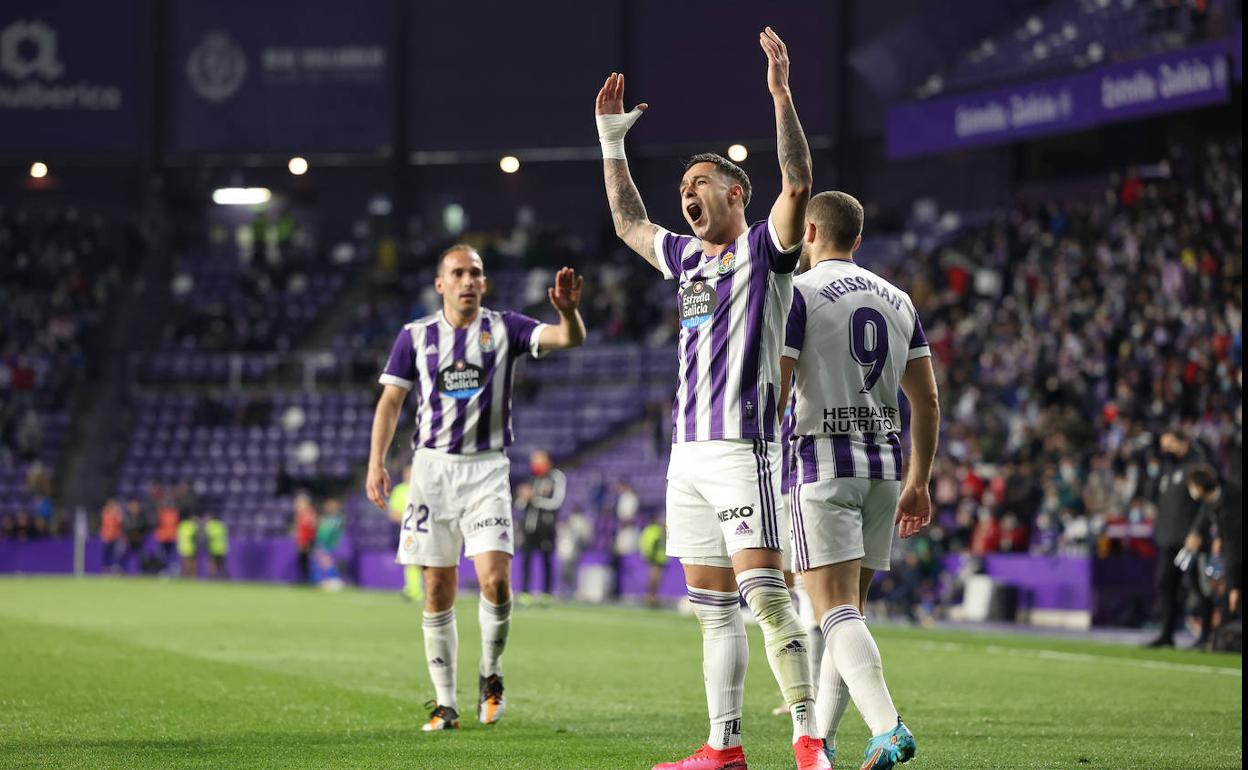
xmin=437 ymin=244 xmax=481 ymax=274
xmin=807 ymin=191 xmax=864 ymax=252
xmin=1185 ymin=464 xmax=1220 ymax=494
xmin=685 ymin=153 xmax=751 ymax=208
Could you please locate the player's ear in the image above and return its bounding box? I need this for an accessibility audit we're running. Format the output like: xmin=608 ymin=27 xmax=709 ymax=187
xmin=729 ymin=183 xmax=743 ymax=206
xmin=852 ymin=234 xmax=862 ymax=252
xmin=805 ymin=222 xmax=817 ymax=244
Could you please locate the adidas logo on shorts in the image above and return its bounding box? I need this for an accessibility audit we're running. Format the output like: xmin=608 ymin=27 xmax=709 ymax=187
xmin=734 ymin=521 xmax=752 ymax=535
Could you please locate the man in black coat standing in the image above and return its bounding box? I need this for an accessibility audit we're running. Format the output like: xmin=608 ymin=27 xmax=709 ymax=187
xmin=1146 ymin=429 xmax=1211 ymax=647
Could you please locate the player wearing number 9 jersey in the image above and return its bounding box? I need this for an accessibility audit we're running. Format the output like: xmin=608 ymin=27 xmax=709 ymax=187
xmin=779 ymin=191 xmax=939 ymax=770
xmin=365 ymin=245 xmax=586 ymax=733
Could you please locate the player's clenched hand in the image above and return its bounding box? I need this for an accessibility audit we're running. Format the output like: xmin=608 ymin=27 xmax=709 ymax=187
xmin=759 ymin=26 xmax=791 ymax=97
xmin=547 ymin=267 xmax=584 ymax=314
xmin=896 ymin=483 xmax=932 ymax=539
xmin=366 ymin=465 xmax=391 ymax=511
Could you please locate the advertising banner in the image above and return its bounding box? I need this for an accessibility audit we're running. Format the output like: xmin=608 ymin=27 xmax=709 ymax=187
xmin=0 ymin=0 xmax=149 ymax=153
xmin=170 ymin=0 xmax=393 ymax=154
xmin=888 ymin=41 xmax=1233 ymax=159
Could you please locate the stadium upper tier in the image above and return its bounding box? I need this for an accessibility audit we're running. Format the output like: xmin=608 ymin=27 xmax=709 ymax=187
xmin=919 ymin=0 xmax=1233 ymax=98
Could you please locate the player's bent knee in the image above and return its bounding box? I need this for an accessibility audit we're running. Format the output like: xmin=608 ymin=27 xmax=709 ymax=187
xmin=478 ymin=573 xmax=511 ymax=603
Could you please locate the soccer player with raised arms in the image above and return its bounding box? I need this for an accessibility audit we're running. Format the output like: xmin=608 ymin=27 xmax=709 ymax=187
xmin=780 ymin=192 xmax=940 ymax=769
xmin=596 ymin=27 xmax=829 ymax=770
xmin=365 ymin=247 xmax=585 ymax=732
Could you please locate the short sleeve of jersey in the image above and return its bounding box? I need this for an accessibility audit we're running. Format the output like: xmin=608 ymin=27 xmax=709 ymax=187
xmin=653 ymin=228 xmax=693 ymax=281
xmin=758 ymin=218 xmax=801 ymax=273
xmin=907 ymin=308 xmax=931 ymax=361
xmin=379 ymin=327 xmax=417 ymax=390
xmin=503 ymin=311 xmax=547 ymax=359
xmin=783 ymin=287 xmax=807 ymax=359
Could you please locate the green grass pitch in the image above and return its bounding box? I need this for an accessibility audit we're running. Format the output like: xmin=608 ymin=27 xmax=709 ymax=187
xmin=0 ymin=577 xmax=1240 ymax=769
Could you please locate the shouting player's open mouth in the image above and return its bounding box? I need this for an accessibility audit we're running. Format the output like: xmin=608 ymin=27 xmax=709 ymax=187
xmin=685 ymin=201 xmax=705 ymax=228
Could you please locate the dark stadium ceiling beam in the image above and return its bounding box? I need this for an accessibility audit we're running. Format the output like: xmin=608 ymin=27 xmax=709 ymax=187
xmin=407 ymin=136 xmax=833 ymax=166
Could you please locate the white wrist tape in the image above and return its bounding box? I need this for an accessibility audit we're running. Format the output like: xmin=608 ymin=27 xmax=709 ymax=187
xmin=596 ymin=107 xmax=645 ymax=160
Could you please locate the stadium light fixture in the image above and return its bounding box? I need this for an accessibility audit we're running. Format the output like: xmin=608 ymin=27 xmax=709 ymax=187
xmin=29 ymin=161 xmax=48 ymax=179
xmin=212 ymin=187 xmax=272 ymax=205
xmin=727 ymin=144 xmax=748 ymax=162
xmin=288 ymin=157 xmax=309 ymax=176
xmin=499 ymin=155 xmax=520 ymax=174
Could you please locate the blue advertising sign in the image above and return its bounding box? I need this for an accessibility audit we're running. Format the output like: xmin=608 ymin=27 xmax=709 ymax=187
xmin=0 ymin=0 xmax=149 ymax=153
xmin=170 ymin=0 xmax=393 ymax=154
xmin=888 ymin=41 xmax=1233 ymax=159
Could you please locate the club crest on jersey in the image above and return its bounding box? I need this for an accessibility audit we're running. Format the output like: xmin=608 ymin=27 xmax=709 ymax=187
xmin=680 ymin=280 xmax=717 ymax=328
xmin=717 ymin=251 xmax=735 ymax=275
xmin=479 ymin=331 xmax=495 ymax=353
xmin=439 ymin=360 xmax=485 ymax=400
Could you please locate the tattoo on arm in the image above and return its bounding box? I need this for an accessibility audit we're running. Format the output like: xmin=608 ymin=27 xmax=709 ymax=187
xmin=604 ymin=158 xmax=660 ymax=269
xmin=775 ymin=98 xmax=812 ymax=192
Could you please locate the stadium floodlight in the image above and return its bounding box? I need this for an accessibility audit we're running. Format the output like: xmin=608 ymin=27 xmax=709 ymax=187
xmin=499 ymin=155 xmax=520 ymax=174
xmin=727 ymin=144 xmax=748 ymax=162
xmin=212 ymin=187 xmax=272 ymax=205
xmin=29 ymin=161 xmax=48 ymax=179
xmin=288 ymin=157 xmax=309 ymax=175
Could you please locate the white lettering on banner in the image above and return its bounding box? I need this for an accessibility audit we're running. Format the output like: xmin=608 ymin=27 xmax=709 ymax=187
xmin=0 ymin=19 xmax=124 ymax=112
xmin=260 ymin=45 xmax=386 ymax=84
xmin=954 ymin=102 xmax=1008 ymax=137
xmin=1010 ymin=89 xmax=1073 ymax=128
xmin=1159 ymin=57 xmax=1226 ymax=97
xmin=1102 ymin=70 xmax=1158 ymax=109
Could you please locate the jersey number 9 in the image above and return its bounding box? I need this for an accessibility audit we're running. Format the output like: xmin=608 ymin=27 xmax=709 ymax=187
xmin=849 ymin=307 xmax=889 ymax=393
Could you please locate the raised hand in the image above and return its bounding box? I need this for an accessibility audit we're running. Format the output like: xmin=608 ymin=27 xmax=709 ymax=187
xmin=895 ymin=482 xmax=933 ymax=539
xmin=595 ymin=72 xmax=647 ymax=116
xmin=547 ymin=267 xmax=584 ymax=314
xmin=759 ymin=26 xmax=791 ymax=97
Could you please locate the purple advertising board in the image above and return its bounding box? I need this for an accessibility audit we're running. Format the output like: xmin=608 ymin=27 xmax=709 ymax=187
xmin=169 ymin=0 xmax=393 ymax=154
xmin=0 ymin=0 xmax=149 ymax=153
xmin=888 ymin=41 xmax=1233 ymax=159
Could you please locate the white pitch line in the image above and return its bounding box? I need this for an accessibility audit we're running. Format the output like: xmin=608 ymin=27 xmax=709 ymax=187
xmin=906 ymin=639 xmax=1241 ymax=677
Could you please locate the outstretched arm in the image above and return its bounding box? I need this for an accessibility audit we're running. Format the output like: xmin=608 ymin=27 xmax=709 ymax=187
xmin=538 ymin=267 xmax=587 ymax=351
xmin=760 ymin=27 xmax=812 ymax=251
xmin=596 ymin=73 xmax=662 ymax=271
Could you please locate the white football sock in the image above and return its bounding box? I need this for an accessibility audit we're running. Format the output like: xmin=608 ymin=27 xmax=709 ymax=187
xmin=815 ymin=644 xmax=851 ymax=748
xmin=688 ymin=587 xmax=748 ymax=750
xmin=738 ymin=568 xmax=816 ymax=740
xmin=478 ymin=595 xmax=511 ymax=677
xmin=422 ymin=607 xmax=458 ymax=709
xmin=793 ymin=579 xmax=825 ymax=685
xmin=821 ymin=604 xmax=898 ymax=736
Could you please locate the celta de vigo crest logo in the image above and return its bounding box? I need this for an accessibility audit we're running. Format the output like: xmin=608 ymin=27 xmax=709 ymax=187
xmin=0 ymin=19 xmax=64 ymax=81
xmin=187 ymin=31 xmax=247 ymax=103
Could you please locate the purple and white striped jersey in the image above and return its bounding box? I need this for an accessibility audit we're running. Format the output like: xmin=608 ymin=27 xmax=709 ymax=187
xmin=781 ymin=394 xmax=796 ymax=494
xmin=379 ymin=308 xmax=545 ymax=455
xmin=653 ymin=218 xmax=800 ymax=444
xmin=784 ymin=259 xmax=930 ymax=482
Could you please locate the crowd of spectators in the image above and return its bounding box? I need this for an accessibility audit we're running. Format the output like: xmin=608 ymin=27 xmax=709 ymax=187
xmin=0 ymin=206 xmax=144 ymax=537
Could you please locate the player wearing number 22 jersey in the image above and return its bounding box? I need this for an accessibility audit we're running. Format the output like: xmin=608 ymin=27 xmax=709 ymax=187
xmin=365 ymin=246 xmax=586 ymax=735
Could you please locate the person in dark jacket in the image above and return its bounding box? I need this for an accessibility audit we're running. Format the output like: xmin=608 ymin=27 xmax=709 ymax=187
xmin=1186 ymin=465 xmax=1242 ymax=626
xmin=1146 ymin=430 xmax=1211 ymax=647
xmin=516 ymin=450 xmax=566 ymax=599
